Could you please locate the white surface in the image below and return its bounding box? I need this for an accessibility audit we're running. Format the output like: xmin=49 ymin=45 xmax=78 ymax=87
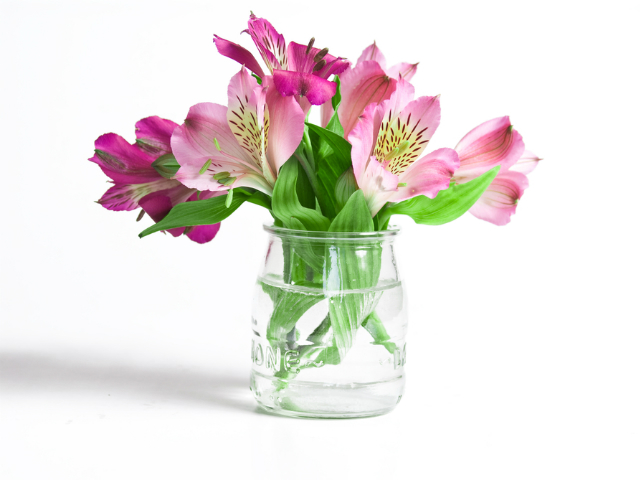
xmin=1 ymin=0 xmax=638 ymax=478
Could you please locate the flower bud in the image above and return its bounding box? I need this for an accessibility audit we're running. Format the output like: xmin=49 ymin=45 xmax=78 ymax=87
xmin=151 ymin=153 xmax=180 ymax=179
xmin=335 ymin=167 xmax=358 ymax=211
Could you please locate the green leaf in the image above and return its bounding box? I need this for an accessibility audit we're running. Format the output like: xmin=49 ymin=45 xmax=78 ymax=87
xmin=262 ymin=282 xmax=324 ymax=346
xmin=286 ymin=217 xmax=325 ymax=272
xmin=151 ymin=153 xmax=180 ymax=179
xmin=331 ymin=76 xmax=342 ymax=111
xmin=272 ymin=157 xmax=330 ymax=231
xmin=327 ymin=77 xmax=344 ymax=137
xmin=325 ymin=194 xmax=382 ymax=359
xmin=306 ymin=123 xmax=352 ymax=219
xmin=295 ymin=159 xmax=316 ymax=210
xmin=138 ymin=189 xmax=249 ymax=238
xmin=329 ymin=190 xmax=374 ymax=233
xmin=382 ymin=166 xmax=500 ymax=226
xmin=362 ymin=311 xmax=396 ymax=355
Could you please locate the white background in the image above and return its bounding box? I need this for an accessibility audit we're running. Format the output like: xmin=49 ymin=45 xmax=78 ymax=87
xmin=1 ymin=0 xmax=638 ymax=478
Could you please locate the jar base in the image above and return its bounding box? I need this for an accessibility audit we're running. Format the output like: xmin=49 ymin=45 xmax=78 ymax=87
xmin=250 ymin=370 xmax=404 ymax=419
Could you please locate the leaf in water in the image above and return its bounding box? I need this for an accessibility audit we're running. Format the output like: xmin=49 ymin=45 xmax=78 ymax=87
xmin=382 ymin=166 xmax=500 ymax=226
xmin=286 ymin=217 xmax=325 ymax=273
xmin=325 ymin=194 xmax=383 ymax=360
xmin=362 ymin=311 xmax=396 ymax=354
xmin=262 ymin=281 xmax=324 ymax=346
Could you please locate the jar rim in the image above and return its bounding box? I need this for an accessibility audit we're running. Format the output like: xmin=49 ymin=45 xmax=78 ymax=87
xmin=263 ymin=223 xmax=401 ymax=240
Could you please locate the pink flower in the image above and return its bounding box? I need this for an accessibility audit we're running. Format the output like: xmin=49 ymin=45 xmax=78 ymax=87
xmin=348 ymin=80 xmax=459 ymax=216
xmin=326 ymin=42 xmax=417 ymax=136
xmin=89 ymin=116 xmax=222 ymax=244
xmin=452 ymin=117 xmax=539 ymax=225
xmin=213 ymin=14 xmax=349 ymax=107
xmin=171 ymin=67 xmax=305 ymax=195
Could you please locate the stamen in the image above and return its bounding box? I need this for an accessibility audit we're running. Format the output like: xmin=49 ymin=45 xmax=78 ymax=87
xmin=225 ymin=188 xmax=234 ymax=208
xmin=214 ymin=137 xmax=221 ymax=151
xmin=313 ymin=60 xmax=326 ymax=72
xmin=397 ymin=182 xmax=407 ymax=187
xmin=199 ymin=159 xmax=212 ymax=175
xmin=305 ymin=37 xmax=315 ymax=55
xmin=218 ymin=176 xmax=236 ymax=187
xmin=314 ymin=47 xmax=329 ymax=62
xmin=384 ymin=141 xmax=411 ymax=161
xmin=136 ymin=210 xmax=145 ymax=222
xmin=213 ymin=171 xmax=230 ymax=180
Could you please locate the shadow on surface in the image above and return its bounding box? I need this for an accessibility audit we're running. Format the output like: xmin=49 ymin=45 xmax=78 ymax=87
xmin=0 ymin=350 xmax=256 ymax=413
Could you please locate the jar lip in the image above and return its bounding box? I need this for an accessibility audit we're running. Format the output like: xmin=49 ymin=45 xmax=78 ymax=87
xmin=263 ymin=223 xmax=401 ymax=239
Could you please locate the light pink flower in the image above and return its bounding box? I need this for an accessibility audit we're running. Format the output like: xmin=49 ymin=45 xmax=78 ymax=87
xmin=452 ymin=117 xmax=539 ymax=225
xmin=213 ymin=14 xmax=349 ymax=107
xmin=172 ymin=67 xmax=305 ymax=195
xmin=326 ymin=42 xmax=417 ymax=136
xmin=348 ymin=80 xmax=459 ymax=216
xmin=89 ymin=116 xmax=222 ymax=243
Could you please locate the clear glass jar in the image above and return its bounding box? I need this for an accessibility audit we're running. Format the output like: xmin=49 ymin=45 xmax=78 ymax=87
xmin=250 ymin=225 xmax=407 ymax=418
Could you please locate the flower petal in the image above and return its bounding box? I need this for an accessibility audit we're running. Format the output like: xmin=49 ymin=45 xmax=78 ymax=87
xmin=347 ymin=103 xmax=379 ymax=180
xmin=97 ymin=178 xmax=180 ymax=211
xmin=134 ymin=116 xmax=178 ymax=155
xmin=226 ymin=67 xmax=269 ymax=174
xmin=263 ymin=76 xmax=305 ymax=173
xmin=313 ymin=53 xmax=350 ymax=79
xmin=320 ymin=99 xmax=334 ymax=128
xmin=245 ymin=14 xmax=287 ymax=72
xmin=186 ymin=223 xmax=221 ymax=244
xmin=170 ymin=101 xmax=264 ymax=186
xmin=338 ymin=60 xmax=397 ymax=138
xmin=174 ymin=164 xmax=273 ymax=196
xmin=509 ymin=150 xmax=541 ymax=175
xmin=90 ymin=133 xmax=160 ymax=184
xmin=376 ymin=92 xmax=441 ymax=175
xmin=469 ymin=170 xmax=529 ymax=225
xmin=454 ymin=116 xmax=524 ymax=180
xmin=386 ymin=62 xmax=418 ymax=81
xmin=358 ymin=156 xmax=400 ymax=217
xmin=272 ymin=70 xmax=336 ymax=105
xmin=356 ymin=42 xmax=387 ymax=69
xmin=389 ymin=148 xmax=459 ymax=202
xmin=213 ymin=34 xmax=266 ymax=79
xmin=139 ymin=184 xmax=195 ymax=221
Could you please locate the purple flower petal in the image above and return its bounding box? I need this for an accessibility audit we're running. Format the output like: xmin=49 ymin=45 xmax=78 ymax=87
xmin=213 ymin=34 xmax=266 ymax=79
xmin=245 ymin=14 xmax=287 ymax=72
xmin=272 ymin=70 xmax=336 ymax=105
xmin=89 ymin=133 xmax=160 ymax=184
xmin=134 ymin=116 xmax=178 ymax=155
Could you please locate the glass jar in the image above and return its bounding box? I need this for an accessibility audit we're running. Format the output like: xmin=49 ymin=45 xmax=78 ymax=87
xmin=250 ymin=225 xmax=407 ymax=418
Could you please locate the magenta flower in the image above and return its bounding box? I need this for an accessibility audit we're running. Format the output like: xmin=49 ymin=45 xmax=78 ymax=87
xmin=89 ymin=116 xmax=222 ymax=244
xmin=452 ymin=117 xmax=538 ymax=225
xmin=171 ymin=67 xmax=305 ymax=195
xmin=329 ymin=43 xmax=417 ymax=136
xmin=348 ymin=80 xmax=459 ymax=216
xmin=213 ymin=13 xmax=349 ymax=107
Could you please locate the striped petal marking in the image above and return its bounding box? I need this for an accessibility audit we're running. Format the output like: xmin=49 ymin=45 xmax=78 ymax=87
xmin=374 ymin=96 xmax=440 ymax=175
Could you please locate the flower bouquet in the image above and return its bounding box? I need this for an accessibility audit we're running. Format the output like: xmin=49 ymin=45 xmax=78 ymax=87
xmin=89 ymin=13 xmax=541 ymax=418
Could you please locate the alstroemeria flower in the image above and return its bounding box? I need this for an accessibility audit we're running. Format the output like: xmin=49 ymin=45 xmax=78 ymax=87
xmin=172 ymin=67 xmax=305 ymax=195
xmin=213 ymin=14 xmax=349 ymax=108
xmin=348 ymin=80 xmax=460 ymax=216
xmin=322 ymin=42 xmax=418 ymax=134
xmin=89 ymin=116 xmax=222 ymax=244
xmin=452 ymin=117 xmax=537 ymax=225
